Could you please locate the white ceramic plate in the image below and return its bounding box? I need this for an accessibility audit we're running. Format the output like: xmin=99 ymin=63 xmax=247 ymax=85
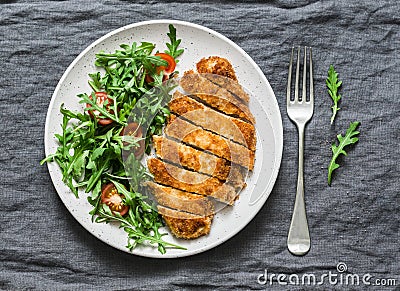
xmin=44 ymin=20 xmax=283 ymax=258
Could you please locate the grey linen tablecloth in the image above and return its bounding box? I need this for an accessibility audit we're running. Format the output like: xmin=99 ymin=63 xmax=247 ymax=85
xmin=1 ymin=0 xmax=399 ymax=290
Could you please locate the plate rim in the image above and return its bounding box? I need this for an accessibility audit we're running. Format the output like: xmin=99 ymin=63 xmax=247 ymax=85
xmin=44 ymin=19 xmax=283 ymax=258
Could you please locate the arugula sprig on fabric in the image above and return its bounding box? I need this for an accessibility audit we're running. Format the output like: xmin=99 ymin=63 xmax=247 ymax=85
xmin=328 ymin=121 xmax=360 ymax=185
xmin=326 ymin=65 xmax=342 ymax=124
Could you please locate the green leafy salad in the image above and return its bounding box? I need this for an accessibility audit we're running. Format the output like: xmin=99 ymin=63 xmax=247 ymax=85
xmin=41 ymin=25 xmax=186 ymax=254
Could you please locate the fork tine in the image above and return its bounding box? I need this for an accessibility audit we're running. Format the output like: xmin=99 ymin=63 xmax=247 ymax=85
xmin=295 ymin=47 xmax=300 ymax=102
xmin=309 ymin=47 xmax=314 ymax=104
xmin=302 ymin=46 xmax=307 ymax=102
xmin=287 ymin=47 xmax=294 ymax=105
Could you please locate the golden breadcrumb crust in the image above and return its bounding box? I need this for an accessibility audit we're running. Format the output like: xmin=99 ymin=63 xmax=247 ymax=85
xmin=157 ymin=205 xmax=213 ymax=239
xmin=145 ymin=181 xmax=214 ymax=216
xmin=166 ymin=115 xmax=254 ymax=171
xmin=180 ymin=71 xmax=255 ymax=124
xmin=170 ymin=91 xmax=256 ymax=151
xmin=147 ymin=158 xmax=238 ymax=205
xmin=196 ymin=56 xmax=250 ymax=104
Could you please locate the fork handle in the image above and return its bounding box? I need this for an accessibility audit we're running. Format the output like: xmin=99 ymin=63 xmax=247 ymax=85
xmin=287 ymin=124 xmax=311 ymax=256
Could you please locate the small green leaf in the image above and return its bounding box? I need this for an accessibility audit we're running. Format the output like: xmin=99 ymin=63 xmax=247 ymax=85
xmin=328 ymin=121 xmax=360 ymax=185
xmin=164 ymin=24 xmax=184 ymax=60
xmin=72 ymin=150 xmax=90 ymax=177
xmin=326 ymin=65 xmax=342 ymax=124
xmin=91 ymin=147 xmax=107 ymax=161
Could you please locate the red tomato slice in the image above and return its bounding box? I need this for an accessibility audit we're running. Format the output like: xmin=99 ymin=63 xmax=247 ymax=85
xmin=120 ymin=122 xmax=145 ymax=158
xmin=86 ymin=92 xmax=114 ymax=125
xmin=145 ymin=53 xmax=176 ymax=83
xmin=101 ymin=183 xmax=129 ymax=216
xmin=155 ymin=53 xmax=176 ymax=74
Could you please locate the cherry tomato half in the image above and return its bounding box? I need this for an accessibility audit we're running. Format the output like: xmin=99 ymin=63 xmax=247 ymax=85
xmin=101 ymin=183 xmax=129 ymax=216
xmin=120 ymin=122 xmax=145 ymax=158
xmin=145 ymin=53 xmax=176 ymax=83
xmin=155 ymin=53 xmax=176 ymax=74
xmin=86 ymin=92 xmax=114 ymax=126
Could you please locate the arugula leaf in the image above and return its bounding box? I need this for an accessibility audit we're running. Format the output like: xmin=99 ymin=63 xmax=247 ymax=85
xmin=88 ymin=72 xmax=103 ymax=92
xmin=71 ymin=149 xmax=90 ymax=178
xmin=328 ymin=121 xmax=360 ymax=185
xmin=165 ymin=24 xmax=184 ymax=60
xmin=326 ymin=65 xmax=342 ymax=124
xmin=96 ymin=203 xmax=186 ymax=254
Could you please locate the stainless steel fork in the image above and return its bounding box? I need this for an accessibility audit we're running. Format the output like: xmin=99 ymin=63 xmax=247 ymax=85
xmin=286 ymin=47 xmax=313 ymax=256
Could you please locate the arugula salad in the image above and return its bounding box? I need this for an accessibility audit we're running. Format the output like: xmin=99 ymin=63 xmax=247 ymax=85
xmin=42 ymin=25 xmax=186 ymax=254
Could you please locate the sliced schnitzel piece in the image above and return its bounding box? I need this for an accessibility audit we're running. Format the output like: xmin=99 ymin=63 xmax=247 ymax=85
xmin=165 ymin=115 xmax=255 ymax=171
xmin=153 ymin=136 xmax=246 ymax=188
xmin=180 ymin=70 xmax=255 ymax=124
xmin=170 ymin=91 xmax=256 ymax=151
xmin=157 ymin=205 xmax=213 ymax=239
xmin=147 ymin=158 xmax=238 ymax=205
xmin=199 ymin=73 xmax=250 ymax=105
xmin=196 ymin=56 xmax=250 ymax=104
xmin=153 ymin=135 xmax=228 ymax=180
xmin=196 ymin=56 xmax=238 ymax=81
xmin=144 ymin=181 xmax=214 ymax=216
